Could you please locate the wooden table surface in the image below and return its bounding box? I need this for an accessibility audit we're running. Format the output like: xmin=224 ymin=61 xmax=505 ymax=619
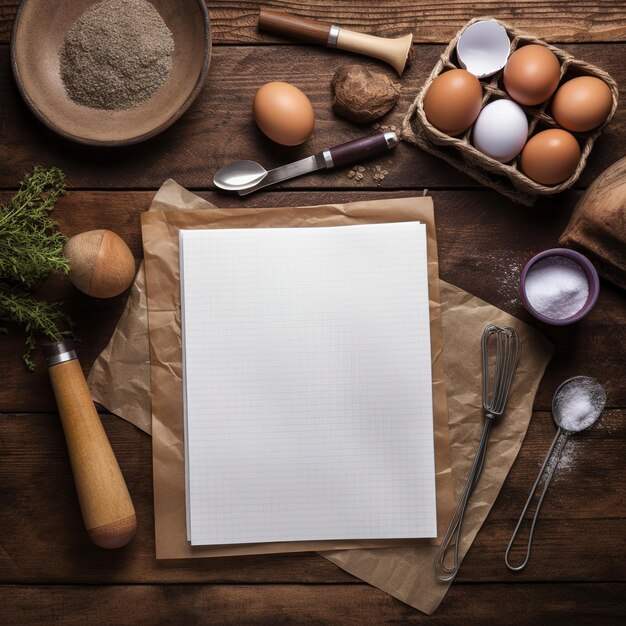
xmin=1 ymin=2 xmax=625 ymax=624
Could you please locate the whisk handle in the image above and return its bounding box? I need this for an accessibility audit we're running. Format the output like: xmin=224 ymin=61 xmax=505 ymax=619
xmin=433 ymin=419 xmax=492 ymax=582
xmin=505 ymin=428 xmax=566 ymax=571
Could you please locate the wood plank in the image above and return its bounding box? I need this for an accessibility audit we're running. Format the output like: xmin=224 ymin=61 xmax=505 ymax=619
xmin=467 ymin=408 xmax=626 ymax=581
xmin=0 ymin=412 xmax=353 ymax=584
xmin=1 ymin=189 xmax=624 ymax=412
xmin=1 ymin=411 xmax=623 ymax=583
xmin=2 ymin=1 xmax=626 ymax=44
xmin=2 ymin=583 xmax=625 ymax=624
xmin=0 ymin=44 xmax=624 ymax=190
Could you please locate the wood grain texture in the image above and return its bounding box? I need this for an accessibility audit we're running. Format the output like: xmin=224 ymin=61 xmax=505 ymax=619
xmin=0 ymin=1 xmax=18 ymax=43
xmin=258 ymin=7 xmax=332 ymax=45
xmin=0 ymin=44 xmax=623 ymax=190
xmin=47 ymin=358 xmax=136 ymax=547
xmin=2 ymin=583 xmax=625 ymax=625
xmin=0 ymin=406 xmax=623 ymax=585
xmin=2 ymin=1 xmax=626 ymax=44
xmin=0 ymin=190 xmax=624 ymax=412
xmin=2 ymin=2 xmax=626 ymax=621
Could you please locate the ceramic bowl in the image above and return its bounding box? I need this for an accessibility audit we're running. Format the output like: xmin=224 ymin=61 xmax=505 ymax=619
xmin=11 ymin=0 xmax=211 ymax=146
xmin=519 ymin=248 xmax=600 ymax=326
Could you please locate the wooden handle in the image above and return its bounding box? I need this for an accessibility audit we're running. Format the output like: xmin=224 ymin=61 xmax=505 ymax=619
xmin=329 ymin=132 xmax=397 ymax=169
xmin=48 ymin=359 xmax=136 ymax=549
xmin=336 ymin=29 xmax=413 ymax=75
xmin=258 ymin=8 xmax=331 ymax=45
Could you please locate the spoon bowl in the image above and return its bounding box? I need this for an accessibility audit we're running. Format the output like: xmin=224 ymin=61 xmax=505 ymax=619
xmin=552 ymin=376 xmax=607 ymax=433
xmin=214 ymin=160 xmax=268 ymax=191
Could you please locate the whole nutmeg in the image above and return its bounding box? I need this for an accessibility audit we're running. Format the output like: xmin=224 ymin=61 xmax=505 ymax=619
xmin=64 ymin=229 xmax=135 ymax=298
xmin=331 ymin=64 xmax=401 ymax=124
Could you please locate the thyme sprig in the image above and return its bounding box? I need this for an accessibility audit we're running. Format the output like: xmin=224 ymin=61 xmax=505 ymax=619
xmin=0 ymin=167 xmax=73 ymax=369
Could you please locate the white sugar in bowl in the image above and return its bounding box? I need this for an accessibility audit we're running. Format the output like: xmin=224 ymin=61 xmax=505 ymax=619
xmin=472 ymin=99 xmax=529 ymax=163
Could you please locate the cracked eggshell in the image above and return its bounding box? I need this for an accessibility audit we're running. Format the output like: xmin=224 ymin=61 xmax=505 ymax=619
xmin=456 ymin=19 xmax=511 ymax=79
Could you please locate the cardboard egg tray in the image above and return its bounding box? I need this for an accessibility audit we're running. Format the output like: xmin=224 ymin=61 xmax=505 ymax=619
xmin=401 ymin=17 xmax=619 ymax=206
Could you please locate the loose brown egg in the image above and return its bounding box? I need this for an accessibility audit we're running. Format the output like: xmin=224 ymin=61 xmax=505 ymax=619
xmin=64 ymin=229 xmax=136 ymax=298
xmin=551 ymin=76 xmax=613 ymax=132
xmin=503 ymin=44 xmax=561 ymax=106
xmin=520 ymin=129 xmax=581 ymax=185
xmin=422 ymin=69 xmax=483 ymax=136
xmin=253 ymin=82 xmax=315 ymax=146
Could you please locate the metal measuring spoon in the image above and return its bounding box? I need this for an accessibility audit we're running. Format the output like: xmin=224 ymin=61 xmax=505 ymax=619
xmin=505 ymin=376 xmax=607 ymax=571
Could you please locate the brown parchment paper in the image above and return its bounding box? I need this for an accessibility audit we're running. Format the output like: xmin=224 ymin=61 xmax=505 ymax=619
xmin=323 ymin=280 xmax=553 ymax=613
xmin=141 ymin=188 xmax=454 ymax=559
xmin=88 ymin=182 xmax=214 ymax=431
xmin=90 ymin=180 xmax=553 ymax=614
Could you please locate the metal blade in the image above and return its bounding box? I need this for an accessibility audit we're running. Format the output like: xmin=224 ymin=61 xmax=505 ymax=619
xmin=238 ymin=153 xmax=324 ymax=196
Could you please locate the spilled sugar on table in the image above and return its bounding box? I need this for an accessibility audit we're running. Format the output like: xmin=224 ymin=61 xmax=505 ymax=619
xmin=0 ymin=1 xmax=625 ymax=624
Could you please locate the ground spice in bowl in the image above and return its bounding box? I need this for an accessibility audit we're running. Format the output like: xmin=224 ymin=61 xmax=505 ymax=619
xmin=60 ymin=0 xmax=174 ymax=110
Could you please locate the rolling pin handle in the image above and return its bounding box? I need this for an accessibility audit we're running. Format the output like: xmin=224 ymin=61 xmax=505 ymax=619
xmin=43 ymin=340 xmax=137 ymax=549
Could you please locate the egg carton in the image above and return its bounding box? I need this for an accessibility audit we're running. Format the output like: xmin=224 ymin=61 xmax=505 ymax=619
xmin=401 ymin=17 xmax=619 ymax=206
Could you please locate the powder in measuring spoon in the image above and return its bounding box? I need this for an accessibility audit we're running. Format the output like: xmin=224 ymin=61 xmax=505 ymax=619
xmin=60 ymin=0 xmax=174 ymax=110
xmin=553 ymin=377 xmax=606 ymax=432
xmin=525 ymin=256 xmax=589 ymax=319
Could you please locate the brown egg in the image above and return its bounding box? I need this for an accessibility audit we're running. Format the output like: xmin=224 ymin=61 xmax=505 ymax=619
xmin=422 ymin=69 xmax=483 ymax=136
xmin=64 ymin=229 xmax=136 ymax=298
xmin=503 ymin=44 xmax=561 ymax=106
xmin=253 ymin=82 xmax=315 ymax=146
xmin=551 ymin=76 xmax=613 ymax=132
xmin=520 ymin=129 xmax=581 ymax=185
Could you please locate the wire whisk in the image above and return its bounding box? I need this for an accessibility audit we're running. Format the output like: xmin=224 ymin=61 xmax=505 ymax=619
xmin=433 ymin=324 xmax=521 ymax=582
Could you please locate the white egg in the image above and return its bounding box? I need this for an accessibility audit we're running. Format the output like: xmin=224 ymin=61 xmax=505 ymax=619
xmin=472 ymin=99 xmax=529 ymax=162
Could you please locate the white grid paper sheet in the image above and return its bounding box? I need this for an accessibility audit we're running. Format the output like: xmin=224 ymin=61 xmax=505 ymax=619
xmin=180 ymin=222 xmax=437 ymax=546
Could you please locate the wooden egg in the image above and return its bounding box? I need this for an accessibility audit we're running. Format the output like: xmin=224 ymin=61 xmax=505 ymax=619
xmin=64 ymin=229 xmax=135 ymax=298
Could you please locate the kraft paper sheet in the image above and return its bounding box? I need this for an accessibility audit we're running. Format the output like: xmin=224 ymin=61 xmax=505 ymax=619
xmin=89 ymin=180 xmax=553 ymax=614
xmin=140 ymin=190 xmax=453 ymax=558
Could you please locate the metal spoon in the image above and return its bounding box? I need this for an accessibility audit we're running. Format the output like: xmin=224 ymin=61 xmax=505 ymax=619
xmin=505 ymin=376 xmax=607 ymax=571
xmin=213 ymin=131 xmax=399 ymax=196
xmin=214 ymin=160 xmax=268 ymax=191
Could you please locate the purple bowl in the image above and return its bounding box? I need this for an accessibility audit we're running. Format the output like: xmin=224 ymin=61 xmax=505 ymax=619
xmin=519 ymin=248 xmax=600 ymax=326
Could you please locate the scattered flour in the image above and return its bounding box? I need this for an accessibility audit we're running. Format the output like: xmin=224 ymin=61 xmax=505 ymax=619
xmin=475 ymin=253 xmax=521 ymax=308
xmin=541 ymin=436 xmax=578 ymax=484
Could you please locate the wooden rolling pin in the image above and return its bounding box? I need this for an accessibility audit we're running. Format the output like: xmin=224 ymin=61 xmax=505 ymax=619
xmin=44 ymin=340 xmax=136 ymax=549
xmin=258 ymin=8 xmax=413 ymax=75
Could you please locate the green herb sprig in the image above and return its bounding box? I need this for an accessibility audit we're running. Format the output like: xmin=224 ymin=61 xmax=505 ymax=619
xmin=0 ymin=167 xmax=73 ymax=369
